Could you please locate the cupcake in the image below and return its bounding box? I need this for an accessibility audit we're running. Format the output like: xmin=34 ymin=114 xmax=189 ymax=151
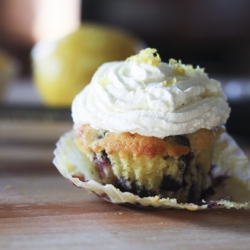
xmin=68 ymin=48 xmax=230 ymax=203
xmin=54 ymin=48 xmax=250 ymax=209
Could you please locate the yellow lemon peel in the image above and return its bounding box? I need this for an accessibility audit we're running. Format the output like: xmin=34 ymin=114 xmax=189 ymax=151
xmin=162 ymin=77 xmax=177 ymax=87
xmin=98 ymin=77 xmax=110 ymax=86
xmin=127 ymin=48 xmax=161 ymax=67
xmin=169 ymin=58 xmax=205 ymax=76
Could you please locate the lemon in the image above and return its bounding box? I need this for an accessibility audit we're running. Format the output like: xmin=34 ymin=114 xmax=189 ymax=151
xmin=32 ymin=23 xmax=141 ymax=107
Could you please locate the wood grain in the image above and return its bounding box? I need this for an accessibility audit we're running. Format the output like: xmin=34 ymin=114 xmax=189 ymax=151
xmin=1 ymin=160 xmax=250 ymax=250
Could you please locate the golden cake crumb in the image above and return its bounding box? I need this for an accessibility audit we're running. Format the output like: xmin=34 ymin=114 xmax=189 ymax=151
xmin=4 ymin=184 xmax=14 ymax=190
xmin=75 ymin=124 xmax=217 ymax=159
xmin=76 ymin=125 xmax=191 ymax=158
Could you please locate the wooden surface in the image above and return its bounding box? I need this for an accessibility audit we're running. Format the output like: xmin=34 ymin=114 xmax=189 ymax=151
xmin=1 ymin=133 xmax=250 ymax=249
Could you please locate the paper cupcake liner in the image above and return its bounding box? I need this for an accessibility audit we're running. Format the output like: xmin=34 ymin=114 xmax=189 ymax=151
xmin=53 ymin=131 xmax=250 ymax=210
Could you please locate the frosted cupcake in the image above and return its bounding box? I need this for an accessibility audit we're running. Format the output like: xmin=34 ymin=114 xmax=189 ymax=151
xmin=70 ymin=48 xmax=230 ymax=203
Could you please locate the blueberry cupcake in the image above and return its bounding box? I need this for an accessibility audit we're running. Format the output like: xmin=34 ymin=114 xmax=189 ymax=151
xmin=68 ymin=48 xmax=230 ymax=203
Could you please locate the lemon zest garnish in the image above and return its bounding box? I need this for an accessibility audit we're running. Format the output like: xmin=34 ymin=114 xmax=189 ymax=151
xmin=169 ymin=58 xmax=177 ymax=65
xmin=162 ymin=77 xmax=177 ymax=87
xmin=127 ymin=48 xmax=161 ymax=67
xmin=98 ymin=77 xmax=110 ymax=86
xmin=169 ymin=58 xmax=205 ymax=76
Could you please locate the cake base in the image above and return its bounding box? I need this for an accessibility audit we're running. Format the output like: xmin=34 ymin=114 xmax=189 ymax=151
xmin=53 ymin=131 xmax=250 ymax=210
xmin=74 ymin=125 xmax=217 ymax=203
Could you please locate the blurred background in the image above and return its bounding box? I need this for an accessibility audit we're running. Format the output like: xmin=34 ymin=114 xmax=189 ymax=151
xmin=82 ymin=0 xmax=250 ymax=77
xmin=1 ymin=0 xmax=250 ymax=161
xmin=2 ymin=0 xmax=250 ymax=76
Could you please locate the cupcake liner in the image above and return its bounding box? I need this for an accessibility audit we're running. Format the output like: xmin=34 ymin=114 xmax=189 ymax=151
xmin=53 ymin=131 xmax=250 ymax=210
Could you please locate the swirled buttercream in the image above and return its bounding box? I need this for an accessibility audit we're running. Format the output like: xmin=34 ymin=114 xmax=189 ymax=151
xmin=72 ymin=48 xmax=230 ymax=138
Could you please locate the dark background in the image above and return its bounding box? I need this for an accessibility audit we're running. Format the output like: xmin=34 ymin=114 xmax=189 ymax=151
xmin=81 ymin=0 xmax=250 ymax=77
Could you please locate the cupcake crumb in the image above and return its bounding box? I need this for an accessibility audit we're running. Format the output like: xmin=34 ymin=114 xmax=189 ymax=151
xmin=153 ymin=196 xmax=160 ymax=202
xmin=4 ymin=184 xmax=14 ymax=190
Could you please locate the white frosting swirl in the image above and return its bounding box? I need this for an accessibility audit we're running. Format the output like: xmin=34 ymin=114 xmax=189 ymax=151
xmin=72 ymin=53 xmax=230 ymax=138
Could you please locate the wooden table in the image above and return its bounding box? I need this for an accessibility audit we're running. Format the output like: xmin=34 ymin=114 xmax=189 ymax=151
xmin=1 ymin=127 xmax=250 ymax=250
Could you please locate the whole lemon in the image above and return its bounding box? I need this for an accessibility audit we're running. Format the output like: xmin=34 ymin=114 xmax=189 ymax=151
xmin=32 ymin=23 xmax=141 ymax=107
